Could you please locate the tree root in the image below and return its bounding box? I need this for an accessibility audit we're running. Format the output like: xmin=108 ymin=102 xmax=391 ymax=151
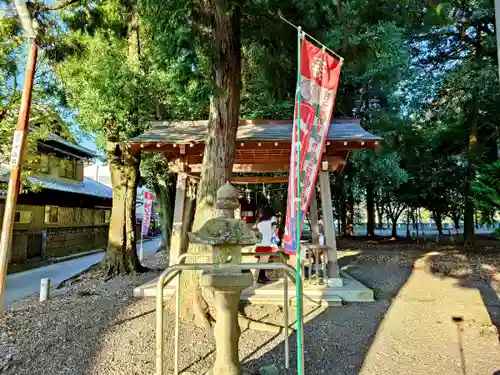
xmin=237 ymin=315 xmax=284 ymax=333
xmin=56 ymin=263 xmax=100 ymax=289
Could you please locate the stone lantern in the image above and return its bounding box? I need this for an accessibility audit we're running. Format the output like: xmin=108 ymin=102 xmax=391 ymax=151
xmin=188 ymin=182 xmax=261 ymax=375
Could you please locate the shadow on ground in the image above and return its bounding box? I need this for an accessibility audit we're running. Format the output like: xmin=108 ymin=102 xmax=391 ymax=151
xmin=3 ymin=241 xmax=499 ymax=375
xmin=425 ymin=249 xmax=500 ymax=338
xmin=242 ymin=249 xmax=418 ymax=374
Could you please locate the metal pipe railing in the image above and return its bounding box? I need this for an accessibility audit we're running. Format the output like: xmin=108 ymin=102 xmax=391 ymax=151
xmin=156 ymin=262 xmax=302 ymax=375
xmin=175 ymin=251 xmax=287 ymax=264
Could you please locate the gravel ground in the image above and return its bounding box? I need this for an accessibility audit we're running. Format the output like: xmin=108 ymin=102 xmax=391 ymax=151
xmin=1 ymin=243 xmax=499 ymax=375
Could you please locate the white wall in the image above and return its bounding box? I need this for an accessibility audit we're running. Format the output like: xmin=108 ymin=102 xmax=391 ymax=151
xmin=84 ymin=162 xmax=157 ymax=209
xmin=84 ymin=162 xmax=111 ymax=187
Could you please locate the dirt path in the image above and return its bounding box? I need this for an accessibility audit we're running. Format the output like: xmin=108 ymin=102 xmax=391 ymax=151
xmin=359 ymin=253 xmax=499 ymax=375
xmin=1 ymin=244 xmax=498 ymax=375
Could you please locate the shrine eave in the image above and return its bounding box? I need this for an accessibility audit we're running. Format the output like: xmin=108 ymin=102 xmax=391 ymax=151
xmin=128 ymin=118 xmax=380 ymax=149
xmin=127 ymin=119 xmax=381 ymax=173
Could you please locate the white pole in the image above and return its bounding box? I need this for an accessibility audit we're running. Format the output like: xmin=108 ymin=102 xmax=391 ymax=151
xmin=139 ymin=231 xmax=144 ymax=262
xmin=40 ymin=278 xmax=50 ymax=302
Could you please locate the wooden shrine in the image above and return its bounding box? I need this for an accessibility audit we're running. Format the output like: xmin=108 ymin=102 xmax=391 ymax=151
xmin=129 ymin=119 xmax=380 ymax=303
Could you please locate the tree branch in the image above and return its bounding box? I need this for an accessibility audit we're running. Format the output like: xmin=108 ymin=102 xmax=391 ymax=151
xmin=27 ymin=0 xmax=81 ymax=11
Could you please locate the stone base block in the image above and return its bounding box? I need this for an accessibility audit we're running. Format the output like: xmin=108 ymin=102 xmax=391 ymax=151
xmin=133 ymin=271 xmax=373 ymax=306
xmin=326 ymin=277 xmax=343 ymax=287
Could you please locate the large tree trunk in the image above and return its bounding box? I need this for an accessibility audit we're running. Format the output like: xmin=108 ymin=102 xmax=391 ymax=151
xmin=464 ymin=32 xmax=483 ymax=244
xmin=464 ymin=93 xmax=477 ymax=243
xmin=391 ymin=217 xmax=398 ymax=238
xmin=178 ymin=0 xmax=241 ymax=327
xmin=100 ymin=4 xmax=143 ymax=275
xmin=375 ymin=199 xmax=383 ymax=230
xmin=406 ymin=209 xmax=411 ymax=238
xmin=101 ymin=141 xmax=143 ymax=275
xmin=366 ymin=183 xmax=375 ymax=237
xmin=433 ymin=210 xmax=444 ymax=235
xmin=450 ymin=212 xmax=460 ymax=234
xmin=154 ymin=175 xmax=175 ymax=252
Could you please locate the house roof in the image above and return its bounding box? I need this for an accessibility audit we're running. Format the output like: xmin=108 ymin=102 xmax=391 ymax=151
xmin=41 ymin=134 xmax=97 ymax=159
xmin=0 ymin=174 xmax=112 ymax=199
xmin=28 ymin=126 xmax=97 ymax=159
xmin=128 ymin=119 xmax=382 ymax=145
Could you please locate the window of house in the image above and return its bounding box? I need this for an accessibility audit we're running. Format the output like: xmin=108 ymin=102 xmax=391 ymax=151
xmin=14 ymin=211 xmax=33 ymax=224
xmin=75 ymin=160 xmax=83 ymax=180
xmin=74 ymin=207 xmax=83 ymax=222
xmin=45 ymin=206 xmax=59 ymax=224
xmin=60 ymin=159 xmax=76 ymax=179
xmin=104 ymin=210 xmax=111 ymax=224
xmin=100 ymin=210 xmax=106 ymax=223
xmin=39 ymin=154 xmax=50 ymax=173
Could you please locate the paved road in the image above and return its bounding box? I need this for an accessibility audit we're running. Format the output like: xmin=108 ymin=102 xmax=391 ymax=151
xmin=4 ymin=237 xmax=162 ymax=308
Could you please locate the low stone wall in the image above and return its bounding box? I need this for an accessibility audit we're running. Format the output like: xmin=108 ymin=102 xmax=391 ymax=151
xmin=9 ymin=225 xmax=109 ymax=263
xmin=45 ymin=226 xmax=109 ymax=258
xmin=10 ymin=223 xmax=142 ymax=263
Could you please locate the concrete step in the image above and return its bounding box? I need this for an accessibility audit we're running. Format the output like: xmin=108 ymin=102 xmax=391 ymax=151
xmin=133 ymin=272 xmax=373 ymax=305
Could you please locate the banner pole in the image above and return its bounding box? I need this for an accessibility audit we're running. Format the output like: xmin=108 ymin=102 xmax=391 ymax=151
xmin=279 ymin=14 xmax=344 ymax=62
xmin=295 ymin=26 xmax=304 ymax=375
xmin=140 ymin=231 xmax=144 ymax=262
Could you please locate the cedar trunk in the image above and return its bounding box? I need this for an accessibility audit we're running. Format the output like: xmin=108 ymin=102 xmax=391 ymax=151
xmin=346 ymin=191 xmax=355 ymax=236
xmin=375 ymin=199 xmax=384 ymax=230
xmin=432 ymin=210 xmax=444 ymax=235
xmin=391 ymin=218 xmax=398 ymax=239
xmin=464 ymin=93 xmax=477 ymax=243
xmin=100 ymin=5 xmax=143 ymax=275
xmin=366 ymin=183 xmax=375 ymax=237
xmin=406 ymin=209 xmax=411 ymax=238
xmin=101 ymin=141 xmax=143 ymax=275
xmin=178 ymin=0 xmax=241 ymax=326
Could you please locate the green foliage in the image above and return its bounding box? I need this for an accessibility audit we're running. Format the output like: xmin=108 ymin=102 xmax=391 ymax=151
xmin=1 ymin=0 xmax=498 ymax=241
xmin=473 ymin=161 xmax=500 ymax=218
xmin=0 ymin=5 xmax=73 ymax=185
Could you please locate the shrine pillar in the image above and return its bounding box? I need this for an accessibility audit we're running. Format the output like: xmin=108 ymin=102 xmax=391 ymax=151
xmin=318 ymin=163 xmax=343 ymax=287
xmin=168 ymin=172 xmax=188 ymax=265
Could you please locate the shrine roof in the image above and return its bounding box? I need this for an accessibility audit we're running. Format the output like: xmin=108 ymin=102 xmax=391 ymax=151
xmin=129 ymin=119 xmax=381 ymax=145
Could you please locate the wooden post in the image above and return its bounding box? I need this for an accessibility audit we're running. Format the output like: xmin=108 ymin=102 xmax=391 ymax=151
xmin=309 ymin=187 xmax=320 ymax=245
xmin=0 ymin=41 xmax=38 ymax=311
xmin=168 ymin=172 xmax=188 ymax=265
xmin=318 ymin=168 xmax=342 ymax=287
xmin=309 ymin=187 xmax=320 ymax=279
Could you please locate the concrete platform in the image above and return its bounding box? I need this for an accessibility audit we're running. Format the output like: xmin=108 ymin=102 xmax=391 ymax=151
xmin=133 ymin=271 xmax=373 ymax=306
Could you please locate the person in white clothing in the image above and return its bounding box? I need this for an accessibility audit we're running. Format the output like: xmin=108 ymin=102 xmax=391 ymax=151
xmin=254 ymin=207 xmax=277 ymax=283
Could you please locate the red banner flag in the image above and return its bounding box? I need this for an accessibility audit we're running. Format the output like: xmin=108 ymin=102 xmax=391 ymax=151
xmin=141 ymin=191 xmax=154 ymax=236
xmin=283 ymin=38 xmax=342 ymax=253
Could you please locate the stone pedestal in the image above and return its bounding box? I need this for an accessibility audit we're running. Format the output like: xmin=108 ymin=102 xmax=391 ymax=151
xmin=201 ymin=271 xmax=253 ymax=375
xmin=189 ymin=182 xmax=261 ymax=375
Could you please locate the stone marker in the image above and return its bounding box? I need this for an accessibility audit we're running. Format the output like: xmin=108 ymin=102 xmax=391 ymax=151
xmin=40 ymin=278 xmax=50 ymax=302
